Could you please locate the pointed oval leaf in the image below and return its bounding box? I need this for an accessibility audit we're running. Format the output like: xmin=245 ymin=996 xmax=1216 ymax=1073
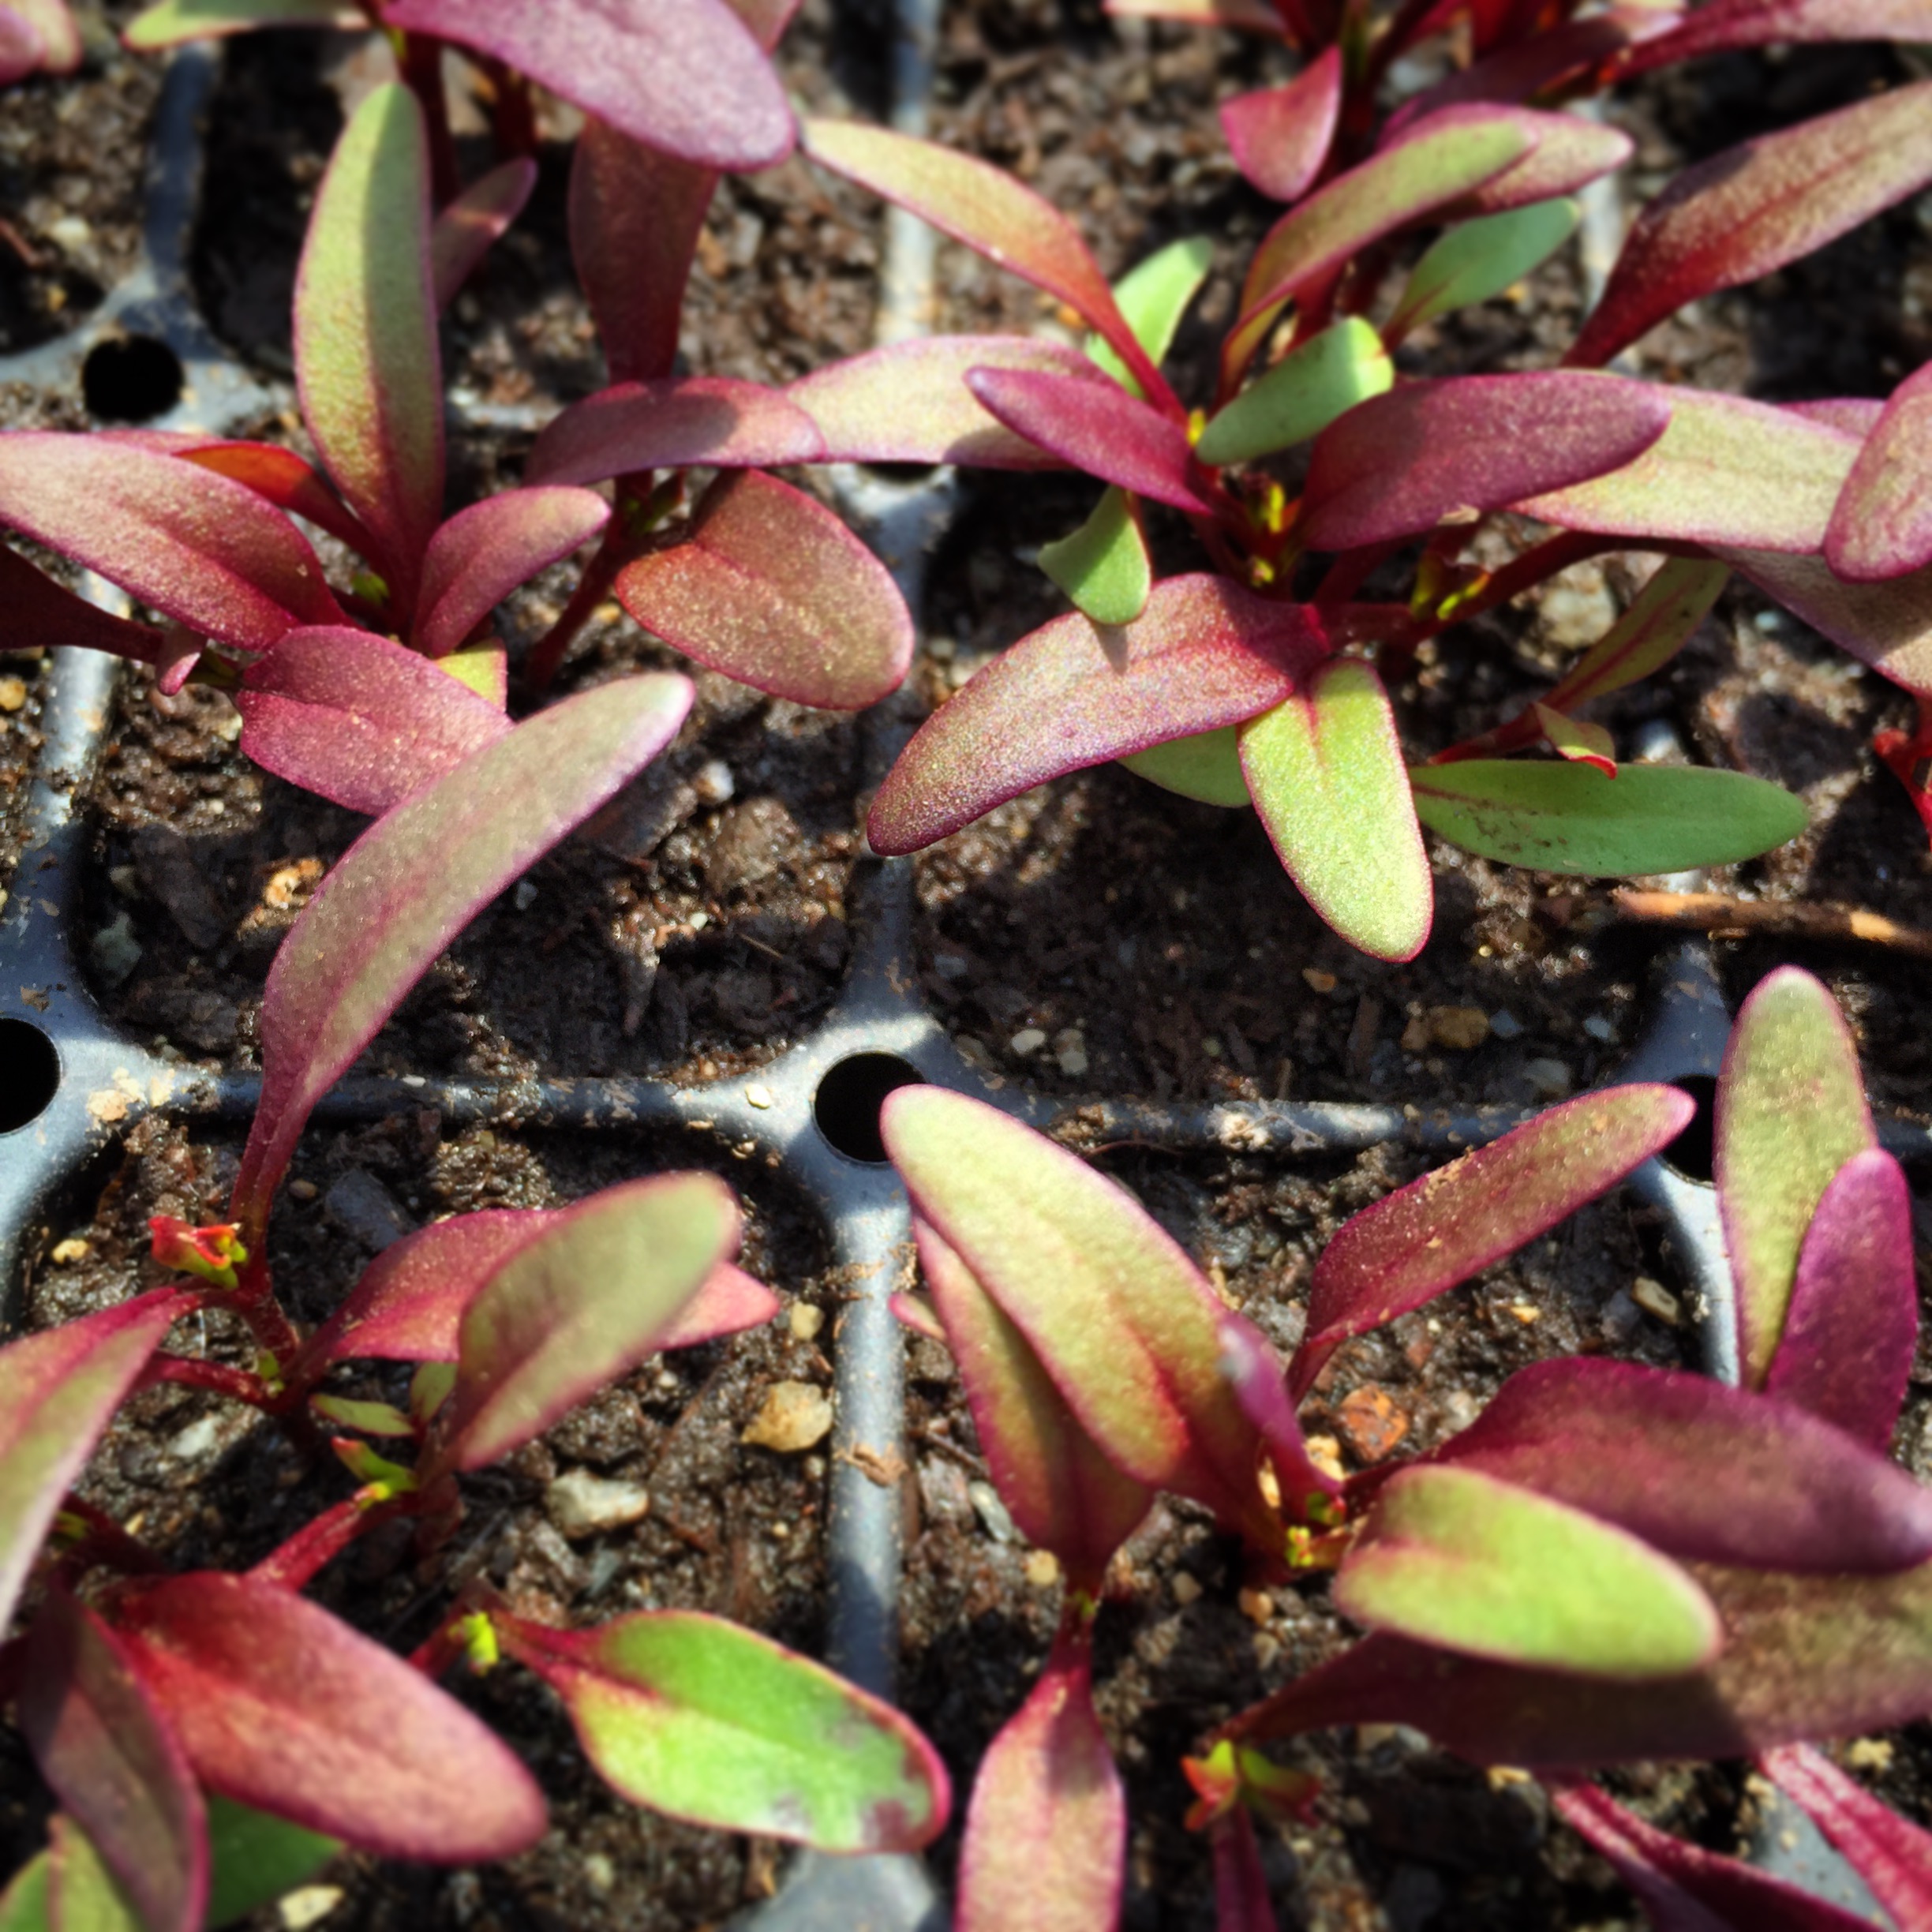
xmin=385 ymin=0 xmax=794 ymax=170
xmin=1721 ymin=545 xmax=1932 ymax=698
xmin=1239 ymin=660 xmax=1431 ymax=960
xmin=867 ymin=575 xmax=1328 ymax=853
xmin=1717 ymin=966 xmax=1875 ymax=1392
xmin=1768 ymin=1148 xmax=1917 ymax=1451
xmin=440 ymin=1173 xmax=739 ymax=1472
xmin=294 ymin=84 xmax=441 ymax=608
xmin=524 ymin=377 xmax=826 ymax=489
xmin=1572 ymin=81 xmax=1932 ymax=368
xmin=1447 ymin=113 xmax=1631 ymax=218
xmin=1298 ymin=373 xmax=1670 ymax=552
xmin=123 ymin=0 xmax=361 ymax=46
xmin=0 ymin=436 xmax=340 ymax=650
xmin=414 ymin=487 xmax=609 ymax=657
xmin=231 ymin=674 xmax=692 ymax=1229
xmin=1388 ymin=198 xmax=1580 ymax=341
xmin=916 ymin=1219 xmax=1151 ymax=1592
xmin=1410 ymin=759 xmax=1809 ymax=874
xmin=430 ymin=157 xmax=537 ymax=312
xmin=1086 ymin=236 xmax=1215 ymax=397
xmin=883 ymin=1087 xmax=1279 ymax=1548
xmin=47 ymin=1817 xmax=138 ymax=1932
xmin=1196 ymin=318 xmax=1392 ymax=468
xmin=1430 ymin=1357 xmax=1932 ymax=1575
xmin=202 ymin=1798 xmax=338 ymax=1932
xmin=1765 ymin=1743 xmax=1932 ymax=1932
xmin=236 ymin=625 xmax=512 ymax=816
xmin=1038 ymin=486 xmax=1151 ymax=627
xmin=1533 ymin=704 xmax=1616 ymax=774
xmin=0 ymin=1294 xmax=182 ymax=1640
xmin=615 ymin=470 xmax=910 ymax=710
xmin=1335 ymin=1466 xmax=1721 ymax=1677
xmin=957 ymin=1641 xmax=1124 ymax=1932
xmin=1219 ymin=47 xmax=1342 ymax=203
xmin=1119 ymin=724 xmax=1251 ymax=807
xmin=114 ymin=1574 xmax=545 ymax=1862
xmin=1543 ymin=556 xmax=1731 ymax=712
xmin=497 ymin=1610 xmax=947 ymax=1851
xmin=1825 ymin=361 xmax=1932 ymax=582
xmin=1294 ymin=1085 xmax=1691 ymax=1400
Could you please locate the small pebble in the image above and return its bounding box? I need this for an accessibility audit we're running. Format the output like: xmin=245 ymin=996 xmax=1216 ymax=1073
xmin=50 ymin=1237 xmax=89 ymax=1264
xmin=1171 ymin=1572 xmax=1204 ymax=1606
xmin=0 ymin=675 xmax=27 ymax=713
xmin=934 ymin=953 xmax=970 ymax=979
xmin=968 ymin=1479 xmax=1018 ymax=1544
xmin=1253 ymin=1632 xmax=1282 ymax=1670
xmin=742 ymin=1380 xmax=833 ymax=1452
xmin=1237 ymin=1587 xmax=1274 ymax=1624
xmin=546 ymin=1468 xmax=652 ymax=1539
xmin=1428 ymin=1005 xmax=1489 ymax=1050
xmin=1522 ymin=1057 xmax=1572 ymax=1099
xmin=788 ymin=1302 xmax=825 ymax=1342
xmin=1054 ymin=1027 xmax=1088 ymax=1077
xmin=1847 ymin=1738 xmax=1895 ymax=1771
xmin=1335 ymin=1384 xmax=1410 ymax=1462
xmin=1009 ymin=1027 xmax=1047 ymax=1058
xmin=89 ymin=911 xmax=140 ymax=986
xmin=289 ymin=1179 xmax=319 ymax=1201
xmin=1632 ymin=1276 xmax=1682 ymax=1325
xmin=1301 ymin=968 xmax=1338 ymax=994
xmin=1399 ymin=1013 xmax=1430 ymax=1051
xmin=1488 ymin=1009 xmax=1524 ymax=1041
xmin=513 ymin=880 xmax=538 ymax=911
xmin=744 ymin=1081 xmax=775 ymax=1110
xmin=167 ymin=1415 xmax=225 ymax=1462
xmin=692 ymin=758 xmax=736 ymax=806
xmin=279 ymin=1888 xmax=344 ymax=1932
xmin=1583 ymin=1014 xmax=1619 ymax=1043
xmin=1507 ymin=1302 xmax=1541 ymax=1324
xmin=1024 ymin=1549 xmax=1060 ymax=1588
xmin=584 ymin=1854 xmax=616 ymax=1895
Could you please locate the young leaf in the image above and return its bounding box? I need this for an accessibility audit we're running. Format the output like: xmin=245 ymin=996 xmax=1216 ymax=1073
xmin=1334 ymin=1466 xmax=1721 ymax=1677
xmin=201 ymin=1799 xmax=338 ymax=1932
xmin=430 ymin=158 xmax=537 ymax=313
xmin=882 ymin=1087 xmax=1282 ymax=1550
xmin=0 ymin=1293 xmax=182 ymax=1639
xmin=114 ymin=1574 xmax=546 ymax=1861
xmin=1571 ymin=80 xmax=1932 ymax=368
xmin=1720 ymin=546 xmax=1932 ymax=698
xmin=867 ymin=575 xmax=1329 ymax=853
xmin=1530 ymin=704 xmax=1615 ymax=774
xmin=294 ymin=84 xmax=441 ymax=611
xmin=0 ymin=436 xmax=343 ymax=650
xmin=1410 ymin=759 xmax=1809 ymax=874
xmin=230 ymin=674 xmax=693 ymax=1230
xmin=47 ymin=1816 xmax=139 ymax=1932
xmin=1428 ymin=1358 xmax=1932 ymax=1576
xmin=1194 ymin=317 xmax=1392 ymax=467
xmin=21 ymin=1595 xmax=205 ymax=1932
xmin=1297 ymin=373 xmax=1671 ymax=552
xmin=384 ymin=0 xmax=795 ymax=172
xmin=1085 ymin=236 xmax=1215 ymax=397
xmin=1717 ymin=967 xmax=1875 ymax=1392
xmin=413 ymin=487 xmax=610 ymax=657
xmin=956 ymin=1636 xmax=1124 ymax=1932
xmin=495 ymin=1610 xmax=949 ymax=1850
xmin=1038 ymin=486 xmax=1151 ymax=628
xmin=1764 ymin=1743 xmax=1932 ymax=1932
xmin=236 ymin=625 xmax=512 ymax=817
xmin=1119 ymin=725 xmax=1251 ymax=807
xmin=1825 ymin=361 xmax=1932 ymax=582
xmin=614 ymin=470 xmax=912 ymax=710
xmin=1239 ymin=659 xmax=1432 ymax=961
xmin=1768 ymin=1148 xmax=1917 ymax=1451
xmin=1387 ymin=198 xmax=1580 ymax=343
xmin=122 ymin=0 xmax=360 ymax=47
xmin=1219 ymin=47 xmax=1342 ymax=204
xmin=434 ymin=1174 xmax=739 ymax=1473
xmin=1215 ymin=1313 xmax=1345 ymax=1524
xmin=167 ymin=440 xmax=382 ymax=563
xmin=1541 ymin=556 xmax=1731 ymax=714
xmin=522 ymin=377 xmax=826 ymax=488
xmin=1294 ymin=1085 xmax=1691 ymax=1400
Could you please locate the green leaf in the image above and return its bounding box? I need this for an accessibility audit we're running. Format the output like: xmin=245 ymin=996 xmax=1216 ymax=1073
xmin=1037 ymin=487 xmax=1151 ymax=627
xmin=203 ymin=1799 xmax=338 ymax=1931
xmin=1716 ymin=968 xmax=1874 ymax=1391
xmin=497 ymin=1611 xmax=949 ymax=1851
xmin=0 ymin=1854 xmax=50 ymax=1932
xmin=1241 ymin=660 xmax=1431 ymax=961
xmin=1086 ymin=236 xmax=1215 ymax=397
xmin=1196 ymin=318 xmax=1392 ymax=467
xmin=1387 ymin=198 xmax=1579 ymax=342
xmin=1334 ymin=1466 xmax=1721 ymax=1677
xmin=123 ymin=0 xmax=361 ymax=46
xmin=47 ymin=1817 xmax=139 ymax=1932
xmin=1410 ymin=760 xmax=1807 ymax=874
xmin=308 ymin=1395 xmax=415 ymax=1437
xmin=1119 ymin=724 xmax=1250 ymax=807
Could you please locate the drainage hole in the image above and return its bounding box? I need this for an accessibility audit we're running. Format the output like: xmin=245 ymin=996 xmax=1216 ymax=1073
xmin=1660 ymin=1074 xmax=1717 ymax=1182
xmin=814 ymin=1052 xmax=924 ymax=1164
xmin=0 ymin=1017 xmax=60 ymax=1133
xmin=83 ymin=333 xmax=184 ymax=422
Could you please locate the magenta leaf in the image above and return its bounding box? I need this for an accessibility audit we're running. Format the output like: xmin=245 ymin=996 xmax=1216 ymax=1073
xmin=114 ymin=1573 xmax=545 ymax=1861
xmin=614 ymin=470 xmax=911 ymax=710
xmin=0 ymin=1293 xmax=182 ymax=1639
xmin=294 ymin=83 xmax=442 ymax=612
xmin=1428 ymin=1358 xmax=1932 ymax=1575
xmin=964 ymin=367 xmax=1213 ymax=512
xmin=230 ymin=674 xmax=691 ymax=1231
xmin=1389 ymin=11 xmax=1661 ymax=127
xmin=169 ymin=439 xmax=383 ymax=563
xmin=957 ymin=1634 xmax=1124 ymax=1932
xmin=1764 ymin=1743 xmax=1932 ymax=1932
xmin=1571 ymin=80 xmax=1932 ymax=368
xmin=236 ymin=625 xmax=511 ymax=816
xmin=787 ymin=336 xmax=1103 ymax=469
xmin=1619 ymin=0 xmax=1932 ymax=80
xmin=523 ymin=377 xmax=826 ymax=488
xmin=1219 ymin=46 xmax=1341 ymax=203
xmin=1720 ymin=547 xmax=1932 ymax=698
xmin=385 ymin=0 xmax=795 ymax=172
xmin=1293 ymin=1085 xmax=1691 ymax=1399
xmin=1825 ymin=361 xmax=1932 ymax=582
xmin=495 ymin=1608 xmax=948 ymax=1850
xmin=0 ymin=435 xmax=342 ymax=650
xmin=867 ymin=575 xmax=1329 ymax=854
xmin=1215 ymin=1313 xmax=1346 ymax=1522
xmin=0 ymin=545 xmax=189 ymax=679
xmin=1766 ymin=1148 xmax=1917 ymax=1451
xmin=430 ymin=158 xmax=537 ymax=312
xmin=1297 ymin=373 xmax=1670 ymax=552
xmin=414 ymin=487 xmax=609 ymax=657
xmin=21 ymin=1594 xmax=205 ymax=1932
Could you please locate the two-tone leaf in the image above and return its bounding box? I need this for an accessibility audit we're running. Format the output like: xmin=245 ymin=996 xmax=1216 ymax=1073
xmin=1219 ymin=47 xmax=1341 ymax=204
xmin=1825 ymin=361 xmax=1932 ymax=582
xmin=1532 ymin=704 xmax=1616 ymax=775
xmin=523 ymin=377 xmax=826 ymax=488
xmin=166 ymin=439 xmax=380 ymax=562
xmin=414 ymin=487 xmax=610 ymax=657
xmin=1194 ymin=318 xmax=1392 ymax=468
xmin=1616 ymin=0 xmax=1932 ymax=79
xmin=122 ymin=0 xmax=361 ymax=47
xmin=47 ymin=1818 xmax=137 ymax=1932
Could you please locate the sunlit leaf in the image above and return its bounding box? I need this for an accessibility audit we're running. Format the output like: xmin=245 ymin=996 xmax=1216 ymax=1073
xmin=1542 ymin=556 xmax=1731 ymax=713
xmin=430 ymin=159 xmax=537 ymax=312
xmin=1119 ymin=725 xmax=1250 ymax=807
xmin=201 ymin=1798 xmax=338 ymax=1932
xmin=123 ymin=0 xmax=361 ymax=47
xmin=414 ymin=487 xmax=609 ymax=657
xmin=1387 ymin=198 xmax=1579 ymax=343
xmin=1086 ymin=236 xmax=1215 ymax=397
xmin=1195 ymin=318 xmax=1391 ymax=468
xmin=524 ymin=377 xmax=826 ymax=488
xmin=1825 ymin=361 xmax=1932 ymax=582
xmin=1219 ymin=48 xmax=1341 ymax=204
xmin=9 ymin=0 xmax=77 ymax=68
xmin=1038 ymin=487 xmax=1151 ymax=627
xmin=1764 ymin=1743 xmax=1932 ymax=1932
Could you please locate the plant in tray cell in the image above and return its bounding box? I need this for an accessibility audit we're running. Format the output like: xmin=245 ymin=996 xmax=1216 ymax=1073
xmin=882 ymin=964 xmax=1931 ymax=1930
xmin=781 ymin=2 xmax=1932 ymax=959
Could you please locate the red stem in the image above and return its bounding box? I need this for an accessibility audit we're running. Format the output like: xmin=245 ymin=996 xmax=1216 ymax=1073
xmin=250 ymin=1492 xmax=395 ymax=1593
xmin=396 ymin=32 xmax=460 ymax=208
xmin=138 ymin=1354 xmax=274 ymax=1407
xmin=522 ymin=485 xmax=661 ymax=692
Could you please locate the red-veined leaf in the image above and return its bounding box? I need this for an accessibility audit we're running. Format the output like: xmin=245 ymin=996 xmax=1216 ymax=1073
xmin=1720 ymin=545 xmax=1932 ymax=698
xmin=1764 ymin=1743 xmax=1932 ymax=1932
xmin=1571 ymin=80 xmax=1932 ymax=368
xmin=123 ymin=0 xmax=361 ymax=46
xmin=0 ymin=545 xmax=191 ymax=681
xmin=1294 ymin=1086 xmax=1690 ymax=1400
xmin=867 ymin=575 xmax=1330 ymax=853
xmin=524 ymin=377 xmax=826 ymax=489
xmin=114 ymin=1574 xmax=545 ymax=1861
xmin=429 ymin=157 xmax=536 ymax=311
xmin=1543 ymin=556 xmax=1730 ymax=713
xmin=615 ymin=470 xmax=910 ymax=710
xmin=230 ymin=675 xmax=692 ymax=1231
xmin=414 ymin=486 xmax=609 ymax=657
xmin=1618 ymin=0 xmax=1932 ymax=80
xmin=1219 ymin=47 xmax=1341 ymax=203
xmin=1825 ymin=361 xmax=1932 ymax=582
